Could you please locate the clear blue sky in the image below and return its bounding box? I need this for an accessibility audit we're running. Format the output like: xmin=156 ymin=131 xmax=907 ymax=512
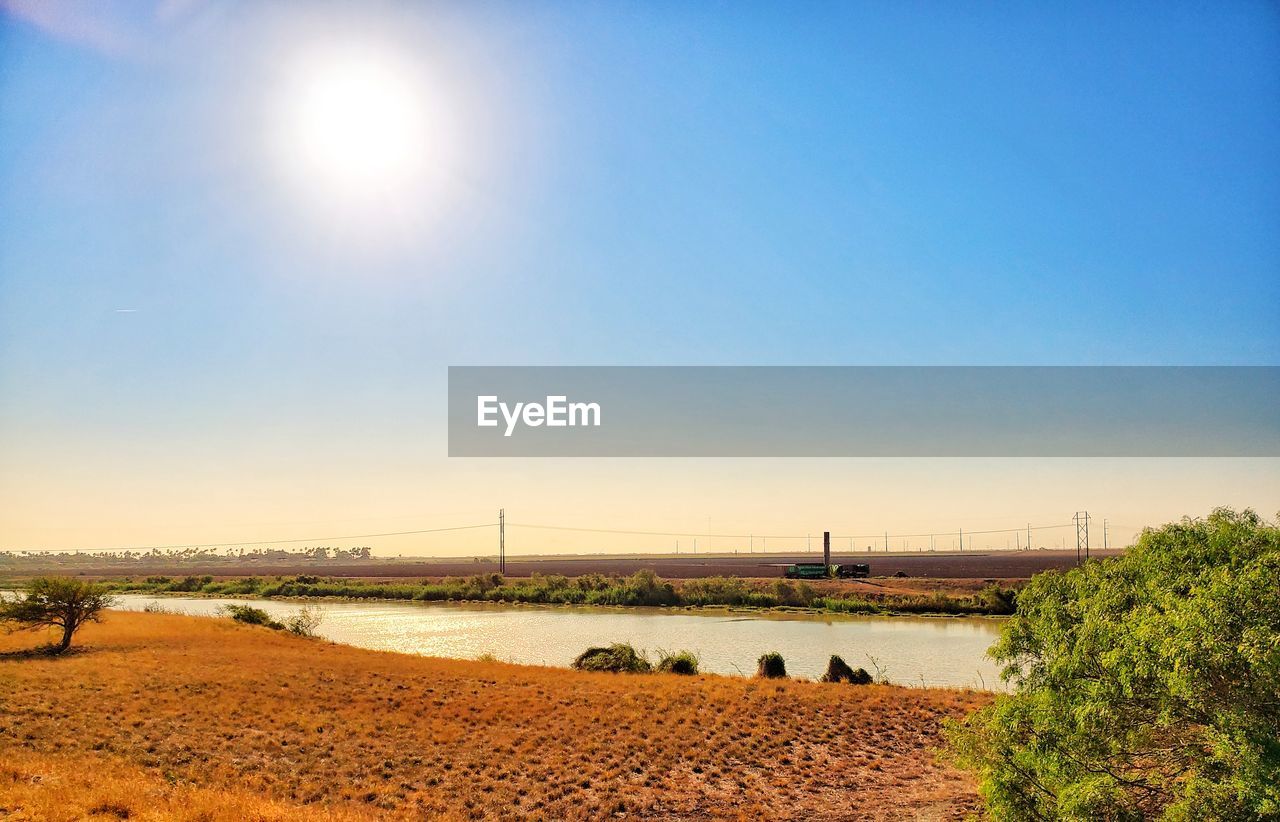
xmin=1 ymin=1 xmax=1277 ymax=551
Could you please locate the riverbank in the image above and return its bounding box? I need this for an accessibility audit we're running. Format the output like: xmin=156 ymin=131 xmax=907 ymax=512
xmin=89 ymin=570 xmax=1020 ymax=616
xmin=0 ymin=611 xmax=988 ymax=820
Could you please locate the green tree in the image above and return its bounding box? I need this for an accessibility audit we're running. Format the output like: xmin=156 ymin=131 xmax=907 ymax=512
xmin=947 ymin=508 xmax=1280 ymax=820
xmin=0 ymin=577 xmax=115 ymax=653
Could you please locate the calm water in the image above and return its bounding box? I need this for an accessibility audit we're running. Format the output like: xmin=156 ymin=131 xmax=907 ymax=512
xmin=112 ymin=594 xmax=1005 ymax=689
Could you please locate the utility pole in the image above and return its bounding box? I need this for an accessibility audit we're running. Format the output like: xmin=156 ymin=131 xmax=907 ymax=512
xmin=1073 ymin=511 xmax=1090 ymax=565
xmin=1027 ymin=523 xmax=1032 ymax=552
xmin=823 ymin=531 xmax=830 ymax=568
xmin=959 ymin=527 xmax=964 ymax=552
xmin=499 ymin=508 xmax=505 ymax=575
xmin=884 ymin=531 xmax=889 ymax=552
xmin=1103 ymin=519 xmax=1109 ymax=551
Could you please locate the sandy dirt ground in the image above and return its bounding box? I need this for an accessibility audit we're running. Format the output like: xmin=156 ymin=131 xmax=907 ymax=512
xmin=0 ymin=611 xmax=989 ymax=820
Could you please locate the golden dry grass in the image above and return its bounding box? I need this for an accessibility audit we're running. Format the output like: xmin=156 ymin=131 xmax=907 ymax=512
xmin=0 ymin=752 xmax=372 ymax=822
xmin=0 ymin=611 xmax=987 ymax=820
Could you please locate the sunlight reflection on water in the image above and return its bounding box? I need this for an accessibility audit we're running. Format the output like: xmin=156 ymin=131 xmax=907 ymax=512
xmin=113 ymin=594 xmax=1005 ymax=689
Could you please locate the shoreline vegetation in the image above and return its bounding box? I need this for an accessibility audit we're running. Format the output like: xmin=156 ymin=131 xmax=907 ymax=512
xmin=93 ymin=570 xmax=1019 ymax=616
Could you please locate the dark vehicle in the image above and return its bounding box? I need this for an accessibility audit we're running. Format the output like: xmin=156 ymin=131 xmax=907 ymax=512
xmin=783 ymin=562 xmax=830 ymax=580
xmin=834 ymin=563 xmax=871 ymax=579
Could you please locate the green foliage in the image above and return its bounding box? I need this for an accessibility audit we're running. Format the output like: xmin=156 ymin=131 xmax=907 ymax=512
xmin=0 ymin=576 xmax=114 ymax=652
xmin=655 ymin=649 xmax=700 ymax=675
xmin=103 ymin=571 xmax=1015 ymax=615
xmin=220 ymin=604 xmax=283 ymax=630
xmin=220 ymin=603 xmax=322 ymax=637
xmin=756 ymin=651 xmax=787 ymax=679
xmin=947 ymin=508 xmax=1280 ymax=820
xmin=974 ymin=582 xmax=1018 ymax=614
xmin=813 ymin=584 xmax=1017 ymax=616
xmin=820 ymin=654 xmax=872 ymax=684
xmin=169 ymin=575 xmax=213 ymax=592
xmin=813 ymin=596 xmax=884 ymax=615
xmin=572 ymin=643 xmax=653 ymax=673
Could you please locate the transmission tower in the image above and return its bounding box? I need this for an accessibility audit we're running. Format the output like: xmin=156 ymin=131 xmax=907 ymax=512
xmin=1073 ymin=511 xmax=1090 ymax=565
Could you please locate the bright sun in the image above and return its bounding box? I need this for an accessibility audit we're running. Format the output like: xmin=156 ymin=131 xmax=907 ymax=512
xmin=284 ymin=51 xmax=435 ymax=201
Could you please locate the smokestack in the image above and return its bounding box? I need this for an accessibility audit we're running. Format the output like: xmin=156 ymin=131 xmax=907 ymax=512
xmin=823 ymin=531 xmax=831 ymax=568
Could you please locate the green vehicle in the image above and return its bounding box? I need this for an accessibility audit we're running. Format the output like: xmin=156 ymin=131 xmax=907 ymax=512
xmin=783 ymin=562 xmax=830 ymax=579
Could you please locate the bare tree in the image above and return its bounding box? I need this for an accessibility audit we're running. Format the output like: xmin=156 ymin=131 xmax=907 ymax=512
xmin=0 ymin=577 xmax=114 ymax=653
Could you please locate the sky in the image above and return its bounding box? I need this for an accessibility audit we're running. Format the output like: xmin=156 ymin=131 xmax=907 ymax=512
xmin=1 ymin=0 xmax=1278 ymax=554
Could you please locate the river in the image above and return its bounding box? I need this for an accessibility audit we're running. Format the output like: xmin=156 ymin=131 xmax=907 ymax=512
xmin=111 ymin=594 xmax=1006 ymax=689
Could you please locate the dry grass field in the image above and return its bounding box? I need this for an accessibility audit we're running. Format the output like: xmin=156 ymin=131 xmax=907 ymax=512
xmin=0 ymin=611 xmax=988 ymax=820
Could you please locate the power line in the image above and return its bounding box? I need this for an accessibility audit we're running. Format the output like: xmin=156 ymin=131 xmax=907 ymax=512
xmin=506 ymin=521 xmax=1074 ymax=540
xmin=18 ymin=517 xmax=1090 ymax=555
xmin=41 ymin=523 xmax=498 ymax=554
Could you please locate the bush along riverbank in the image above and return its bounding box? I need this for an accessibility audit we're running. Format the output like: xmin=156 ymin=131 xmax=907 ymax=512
xmin=98 ymin=570 xmax=1018 ymax=616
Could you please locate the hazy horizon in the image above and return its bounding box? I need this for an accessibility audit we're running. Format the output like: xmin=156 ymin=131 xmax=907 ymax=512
xmin=5 ymin=457 xmax=1277 ymax=555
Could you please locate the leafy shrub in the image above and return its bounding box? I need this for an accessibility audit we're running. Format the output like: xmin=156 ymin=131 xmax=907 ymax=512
xmin=656 ymin=650 xmax=700 ymax=675
xmin=572 ymin=643 xmax=652 ymax=673
xmin=756 ymin=651 xmax=787 ymax=679
xmin=681 ymin=577 xmax=755 ymax=606
xmin=284 ymin=605 xmax=324 ymax=637
xmin=947 ymin=508 xmax=1280 ymax=820
xmin=617 ymin=570 xmax=679 ymax=606
xmin=574 ymin=573 xmax=612 ymax=592
xmin=220 ymin=604 xmax=283 ymax=630
xmin=769 ymin=579 xmax=818 ymax=607
xmin=973 ymin=583 xmax=1017 ymax=615
xmin=820 ymin=654 xmax=872 ymax=684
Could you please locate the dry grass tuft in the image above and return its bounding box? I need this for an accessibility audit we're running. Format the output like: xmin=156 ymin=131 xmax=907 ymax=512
xmin=0 ymin=752 xmax=373 ymax=821
xmin=0 ymin=611 xmax=987 ymax=820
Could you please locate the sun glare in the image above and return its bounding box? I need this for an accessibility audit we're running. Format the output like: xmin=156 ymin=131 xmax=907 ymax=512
xmin=280 ymin=48 xmax=444 ymax=207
